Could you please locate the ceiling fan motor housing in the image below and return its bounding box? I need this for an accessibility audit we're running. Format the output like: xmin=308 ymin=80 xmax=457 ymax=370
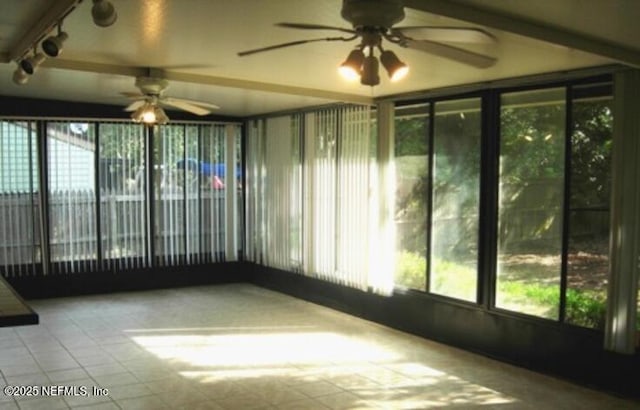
xmin=134 ymin=76 xmax=170 ymax=96
xmin=341 ymin=0 xmax=405 ymax=29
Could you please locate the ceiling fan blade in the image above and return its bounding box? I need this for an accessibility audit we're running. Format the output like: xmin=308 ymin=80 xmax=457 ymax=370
xmin=392 ymin=26 xmax=496 ymax=44
xmin=276 ymin=22 xmax=356 ymax=35
xmin=164 ymin=97 xmax=219 ymax=111
xmin=124 ymin=100 xmax=146 ymax=112
xmin=238 ymin=36 xmax=356 ymax=57
xmin=161 ymin=99 xmax=212 ymax=116
xmin=403 ymin=39 xmax=496 ymax=68
xmin=120 ymin=91 xmax=145 ymax=99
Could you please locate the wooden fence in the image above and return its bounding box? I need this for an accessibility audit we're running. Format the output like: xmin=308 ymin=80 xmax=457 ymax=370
xmin=1 ymin=190 xmax=233 ymax=275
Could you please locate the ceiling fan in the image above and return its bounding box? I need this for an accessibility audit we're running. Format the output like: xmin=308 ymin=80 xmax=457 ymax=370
xmin=121 ymin=75 xmax=220 ymax=125
xmin=238 ymin=0 xmax=497 ymax=86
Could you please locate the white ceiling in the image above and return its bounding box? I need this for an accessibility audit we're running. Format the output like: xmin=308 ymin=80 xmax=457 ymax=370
xmin=0 ymin=0 xmax=637 ymax=118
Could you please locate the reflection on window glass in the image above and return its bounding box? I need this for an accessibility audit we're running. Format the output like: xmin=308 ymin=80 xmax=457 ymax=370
xmin=567 ymin=86 xmax=612 ymax=329
xmin=394 ymin=103 xmax=429 ymax=291
xmin=430 ymin=98 xmax=481 ymax=301
xmin=497 ymin=88 xmax=566 ymax=319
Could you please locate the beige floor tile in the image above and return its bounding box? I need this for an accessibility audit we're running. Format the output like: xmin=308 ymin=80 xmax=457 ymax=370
xmin=105 ymin=383 xmax=153 ymax=401
xmin=315 ymin=391 xmax=366 ymax=410
xmin=294 ymin=380 xmax=344 ymax=398
xmin=46 ymin=368 xmax=90 ymax=383
xmin=13 ymin=396 xmax=68 ymax=410
xmin=5 ymin=283 xmax=634 ymax=410
xmin=115 ymin=395 xmax=169 ymax=410
xmin=70 ymin=402 xmax=120 ymax=410
xmin=0 ymin=401 xmax=18 ymax=410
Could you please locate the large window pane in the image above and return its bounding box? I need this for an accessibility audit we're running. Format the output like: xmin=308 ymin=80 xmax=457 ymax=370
xmin=430 ymin=98 xmax=481 ymax=301
xmin=99 ymin=123 xmax=148 ymax=271
xmin=566 ymin=86 xmax=612 ymax=329
xmin=183 ymin=124 xmax=230 ymax=263
xmin=0 ymin=121 xmax=41 ymax=277
xmin=47 ymin=121 xmax=98 ymax=273
xmin=497 ymin=88 xmax=566 ymax=319
xmin=156 ymin=124 xmax=230 ymax=266
xmin=393 ymin=103 xmax=429 ymax=291
xmin=154 ymin=125 xmax=186 ymax=265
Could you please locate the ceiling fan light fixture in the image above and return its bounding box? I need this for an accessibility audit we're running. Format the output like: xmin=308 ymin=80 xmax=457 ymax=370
xmin=92 ymin=0 xmax=117 ymax=27
xmin=131 ymin=103 xmax=169 ymax=126
xmin=131 ymin=103 xmax=153 ymax=123
xmin=380 ymin=50 xmax=409 ymax=82
xmin=20 ymin=52 xmax=47 ymax=75
xmin=360 ymin=55 xmax=380 ymax=86
xmin=42 ymin=30 xmax=68 ymax=57
xmin=12 ymin=66 xmax=29 ymax=85
xmin=339 ymin=49 xmax=365 ymax=81
xmin=153 ymin=106 xmax=170 ymax=125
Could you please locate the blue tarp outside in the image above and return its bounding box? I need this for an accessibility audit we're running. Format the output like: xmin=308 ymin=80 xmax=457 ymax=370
xmin=176 ymin=158 xmax=242 ymax=178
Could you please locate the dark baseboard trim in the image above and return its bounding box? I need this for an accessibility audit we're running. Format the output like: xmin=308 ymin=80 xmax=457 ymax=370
xmin=5 ymin=262 xmax=249 ymax=300
xmin=248 ymin=263 xmax=640 ymax=400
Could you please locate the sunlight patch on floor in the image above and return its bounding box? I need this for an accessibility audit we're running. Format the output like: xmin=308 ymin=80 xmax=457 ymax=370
xmin=130 ymin=331 xmax=399 ymax=366
xmin=130 ymin=329 xmax=517 ymax=408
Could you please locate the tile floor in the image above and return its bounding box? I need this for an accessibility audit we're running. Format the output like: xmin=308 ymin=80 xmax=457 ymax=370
xmin=0 ymin=283 xmax=638 ymax=409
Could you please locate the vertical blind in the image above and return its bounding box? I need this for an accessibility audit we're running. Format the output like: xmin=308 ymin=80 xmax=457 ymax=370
xmin=245 ymin=115 xmax=302 ymax=271
xmin=0 ymin=119 xmax=241 ymax=278
xmin=155 ymin=123 xmax=240 ymax=266
xmin=47 ymin=121 xmax=98 ymax=274
xmin=246 ymin=105 xmax=377 ymax=292
xmin=99 ymin=122 xmax=149 ymax=272
xmin=0 ymin=121 xmax=41 ymax=277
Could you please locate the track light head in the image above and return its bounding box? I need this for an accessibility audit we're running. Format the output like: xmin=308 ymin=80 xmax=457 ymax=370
xmin=92 ymin=0 xmax=117 ymax=27
xmin=380 ymin=50 xmax=409 ymax=82
xmin=339 ymin=49 xmax=365 ymax=81
xmin=20 ymin=53 xmax=47 ymax=75
xmin=42 ymin=31 xmax=69 ymax=57
xmin=360 ymin=55 xmax=380 ymax=86
xmin=12 ymin=66 xmax=29 ymax=85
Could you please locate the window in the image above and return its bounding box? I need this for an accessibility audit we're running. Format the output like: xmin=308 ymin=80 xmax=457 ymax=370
xmin=497 ymin=88 xmax=566 ymax=319
xmin=393 ymin=103 xmax=429 ymax=291
xmin=245 ymin=105 xmax=373 ymax=291
xmin=0 ymin=118 xmax=240 ymax=278
xmin=0 ymin=121 xmax=41 ymax=277
xmin=430 ymin=98 xmax=481 ymax=301
xmin=566 ymin=84 xmax=612 ymax=329
xmin=154 ymin=124 xmax=235 ymax=266
xmin=99 ymin=122 xmax=149 ymax=270
xmin=392 ymin=98 xmax=481 ymax=301
xmin=47 ymin=121 xmax=98 ymax=273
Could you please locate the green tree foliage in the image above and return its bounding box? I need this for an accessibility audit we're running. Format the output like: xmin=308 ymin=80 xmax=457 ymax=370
xmin=571 ymin=101 xmax=612 ymax=208
xmin=500 ymin=104 xmax=565 ymax=184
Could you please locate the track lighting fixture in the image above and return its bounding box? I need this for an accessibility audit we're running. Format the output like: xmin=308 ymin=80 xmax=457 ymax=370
xmin=92 ymin=0 xmax=118 ymax=27
xmin=20 ymin=51 xmax=47 ymax=75
xmin=42 ymin=26 xmax=68 ymax=57
xmin=9 ymin=0 xmax=118 ymax=85
xmin=12 ymin=65 xmax=29 ymax=85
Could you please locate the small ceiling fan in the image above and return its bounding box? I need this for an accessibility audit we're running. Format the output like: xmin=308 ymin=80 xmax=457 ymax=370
xmin=121 ymin=75 xmax=219 ymax=125
xmin=238 ymin=0 xmax=497 ymax=86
